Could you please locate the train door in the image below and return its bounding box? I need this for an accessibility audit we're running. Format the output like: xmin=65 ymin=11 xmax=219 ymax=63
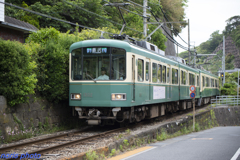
xmin=132 ymin=55 xmax=135 ymax=102
xmin=145 ymin=59 xmax=150 ymax=101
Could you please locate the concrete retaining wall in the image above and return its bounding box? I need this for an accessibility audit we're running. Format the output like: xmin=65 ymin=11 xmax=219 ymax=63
xmin=214 ymin=106 xmax=240 ymax=126
xmin=0 ymin=95 xmax=74 ymax=138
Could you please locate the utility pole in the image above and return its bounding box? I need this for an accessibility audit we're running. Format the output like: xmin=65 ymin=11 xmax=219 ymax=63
xmin=193 ymin=49 xmax=196 ymax=68
xmin=143 ymin=0 xmax=147 ymax=37
xmin=188 ymin=19 xmax=190 ymax=65
xmin=222 ymin=36 xmax=225 ymax=85
xmin=177 ymin=45 xmax=178 ymax=57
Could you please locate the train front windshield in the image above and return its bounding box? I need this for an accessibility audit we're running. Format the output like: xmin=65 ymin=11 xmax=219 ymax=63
xmin=71 ymin=47 xmax=126 ymax=81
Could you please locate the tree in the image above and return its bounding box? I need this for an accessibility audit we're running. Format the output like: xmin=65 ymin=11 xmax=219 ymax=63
xmin=224 ymin=15 xmax=240 ymax=36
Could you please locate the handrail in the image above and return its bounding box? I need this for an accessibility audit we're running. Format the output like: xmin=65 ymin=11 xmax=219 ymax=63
xmin=211 ymin=95 xmax=240 ymax=107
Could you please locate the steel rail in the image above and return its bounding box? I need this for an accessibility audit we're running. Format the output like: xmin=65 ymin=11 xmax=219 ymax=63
xmin=6 ymin=127 xmax=126 ymax=160
xmin=0 ymin=128 xmax=90 ymax=153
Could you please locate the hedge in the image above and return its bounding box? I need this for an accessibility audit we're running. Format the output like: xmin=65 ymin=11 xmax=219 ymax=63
xmin=0 ymin=39 xmax=37 ymax=106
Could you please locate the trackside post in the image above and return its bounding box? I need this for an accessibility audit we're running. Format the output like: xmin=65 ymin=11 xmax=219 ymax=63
xmin=190 ymin=85 xmax=196 ymax=131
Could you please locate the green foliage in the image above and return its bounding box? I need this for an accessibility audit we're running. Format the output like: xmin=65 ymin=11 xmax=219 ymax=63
xmin=160 ymin=0 xmax=188 ymax=35
xmin=26 ymin=27 xmax=60 ymax=44
xmin=231 ymin=26 xmax=240 ymax=48
xmin=5 ymin=1 xmax=40 ymax=28
xmin=224 ymin=16 xmax=240 ymax=36
xmin=197 ymin=30 xmax=223 ymax=56
xmin=195 ymin=123 xmax=200 ymax=132
xmin=125 ymin=129 xmax=130 ymax=134
xmin=178 ymin=51 xmax=188 ymax=60
xmin=109 ymin=149 xmax=116 ymax=157
xmin=123 ymin=139 xmax=129 ymax=147
xmin=225 ymin=54 xmax=235 ymax=70
xmin=25 ymin=27 xmax=83 ymax=103
xmin=148 ymin=25 xmax=167 ymax=50
xmin=6 ymin=0 xmax=184 ymax=51
xmin=86 ymin=150 xmax=99 ymax=160
xmin=119 ymin=145 xmax=123 ymax=151
xmin=157 ymin=130 xmax=168 ymax=141
xmin=221 ymin=71 xmax=240 ymax=95
xmin=0 ymin=39 xmax=37 ymax=106
xmin=13 ymin=113 xmax=24 ymax=131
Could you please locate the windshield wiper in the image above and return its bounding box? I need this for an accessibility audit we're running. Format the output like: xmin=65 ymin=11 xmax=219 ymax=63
xmin=86 ymin=73 xmax=97 ymax=83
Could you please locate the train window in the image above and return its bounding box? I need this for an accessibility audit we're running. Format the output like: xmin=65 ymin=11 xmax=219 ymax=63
xmin=185 ymin=72 xmax=188 ymax=85
xmin=202 ymin=76 xmax=205 ymax=87
xmin=181 ymin=71 xmax=186 ymax=85
xmin=197 ymin=76 xmax=199 ymax=86
xmin=72 ymin=48 xmax=82 ymax=80
xmin=138 ymin=59 xmax=144 ymax=81
xmin=167 ymin=68 xmax=170 ymax=83
xmin=215 ymin=79 xmax=217 ymax=88
xmin=206 ymin=77 xmax=209 ymax=87
xmin=71 ymin=47 xmax=126 ymax=81
xmin=189 ymin=73 xmax=195 ymax=85
xmin=158 ymin=64 xmax=162 ymax=83
xmin=172 ymin=68 xmax=178 ymax=84
xmin=112 ymin=48 xmax=126 ymax=80
xmin=146 ymin=62 xmax=149 ymax=81
xmin=162 ymin=66 xmax=166 ymax=83
xmin=181 ymin=71 xmax=183 ymax=84
xmin=152 ymin=63 xmax=157 ymax=83
xmin=211 ymin=79 xmax=214 ymax=87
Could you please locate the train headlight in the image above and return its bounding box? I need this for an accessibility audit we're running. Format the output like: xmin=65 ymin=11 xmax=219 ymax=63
xmin=111 ymin=93 xmax=126 ymax=101
xmin=71 ymin=93 xmax=81 ymax=100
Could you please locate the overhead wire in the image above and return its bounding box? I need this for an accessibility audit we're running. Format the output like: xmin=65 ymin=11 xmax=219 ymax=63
xmin=3 ymin=0 xmax=189 ymax=50
xmin=63 ymin=0 xmax=143 ymax=34
xmin=126 ymin=0 xmax=190 ymax=48
xmin=2 ymin=1 xmax=113 ymax=34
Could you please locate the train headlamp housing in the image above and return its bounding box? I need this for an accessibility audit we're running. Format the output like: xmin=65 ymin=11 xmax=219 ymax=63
xmin=71 ymin=93 xmax=81 ymax=100
xmin=111 ymin=93 xmax=126 ymax=101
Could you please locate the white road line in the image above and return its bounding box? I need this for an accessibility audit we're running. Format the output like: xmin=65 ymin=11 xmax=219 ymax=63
xmin=231 ymin=148 xmax=240 ymax=160
xmin=122 ymin=147 xmax=156 ymax=160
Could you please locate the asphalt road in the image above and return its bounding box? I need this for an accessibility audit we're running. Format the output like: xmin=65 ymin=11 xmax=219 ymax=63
xmin=125 ymin=127 xmax=240 ymax=160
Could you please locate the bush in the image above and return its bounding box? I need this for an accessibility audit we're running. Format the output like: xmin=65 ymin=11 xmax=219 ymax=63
xmin=0 ymin=39 xmax=37 ymax=106
xmin=27 ymin=27 xmax=83 ymax=103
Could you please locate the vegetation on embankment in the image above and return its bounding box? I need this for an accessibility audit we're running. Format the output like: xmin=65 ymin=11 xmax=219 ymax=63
xmin=5 ymin=0 xmax=188 ymax=50
xmin=0 ymin=27 xmax=121 ymax=106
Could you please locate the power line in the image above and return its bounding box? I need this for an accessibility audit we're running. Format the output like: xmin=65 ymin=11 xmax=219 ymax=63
xmin=2 ymin=1 xmax=112 ymax=34
xmin=127 ymin=0 xmax=190 ymax=47
xmin=63 ymin=0 xmax=143 ymax=34
xmin=157 ymin=3 xmax=189 ymax=46
xmin=149 ymin=10 xmax=189 ymax=50
xmin=2 ymin=0 xmax=189 ymax=50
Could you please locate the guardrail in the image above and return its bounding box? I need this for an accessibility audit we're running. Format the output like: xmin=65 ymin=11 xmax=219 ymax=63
xmin=211 ymin=95 xmax=240 ymax=107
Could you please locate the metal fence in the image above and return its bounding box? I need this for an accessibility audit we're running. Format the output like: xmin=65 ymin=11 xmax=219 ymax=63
xmin=211 ymin=95 xmax=240 ymax=107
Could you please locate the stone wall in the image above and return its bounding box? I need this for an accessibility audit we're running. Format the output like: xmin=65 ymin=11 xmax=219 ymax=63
xmin=0 ymin=95 xmax=74 ymax=137
xmin=206 ymin=36 xmax=240 ymax=68
xmin=214 ymin=106 xmax=240 ymax=126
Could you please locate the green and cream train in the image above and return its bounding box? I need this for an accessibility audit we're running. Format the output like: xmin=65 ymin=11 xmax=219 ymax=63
xmin=69 ymin=39 xmax=219 ymax=125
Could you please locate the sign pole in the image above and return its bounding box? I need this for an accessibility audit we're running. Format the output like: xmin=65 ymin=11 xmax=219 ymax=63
xmin=193 ymin=98 xmax=195 ymax=132
xmin=189 ymin=85 xmax=196 ymax=132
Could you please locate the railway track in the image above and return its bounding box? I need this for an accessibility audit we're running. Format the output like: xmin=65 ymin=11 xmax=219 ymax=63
xmin=0 ymin=104 xmax=210 ymax=160
xmin=0 ymin=127 xmax=128 ymax=160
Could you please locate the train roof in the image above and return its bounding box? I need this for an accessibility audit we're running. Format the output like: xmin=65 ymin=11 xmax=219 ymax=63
xmin=70 ymin=39 xmax=218 ymax=78
xmin=70 ymin=39 xmax=132 ymax=52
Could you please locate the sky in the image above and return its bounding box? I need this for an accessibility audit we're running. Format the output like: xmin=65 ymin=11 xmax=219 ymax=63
xmin=175 ymin=0 xmax=240 ymax=54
